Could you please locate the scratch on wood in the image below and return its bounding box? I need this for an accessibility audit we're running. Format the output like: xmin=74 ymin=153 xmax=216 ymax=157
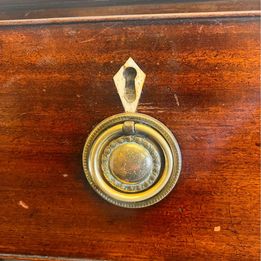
xmin=18 ymin=200 xmax=29 ymax=209
xmin=24 ymin=11 xmax=31 ymax=17
xmin=198 ymin=25 xmax=203 ymax=33
xmin=174 ymin=93 xmax=180 ymax=106
xmin=80 ymin=24 xmax=115 ymax=43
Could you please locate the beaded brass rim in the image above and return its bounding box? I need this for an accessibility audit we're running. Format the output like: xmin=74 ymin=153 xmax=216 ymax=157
xmin=90 ymin=123 xmax=172 ymax=202
xmin=82 ymin=112 xmax=182 ymax=208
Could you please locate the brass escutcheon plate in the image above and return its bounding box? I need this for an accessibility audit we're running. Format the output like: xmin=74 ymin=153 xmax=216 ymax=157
xmin=82 ymin=58 xmax=182 ymax=208
xmin=82 ymin=112 xmax=182 ymax=208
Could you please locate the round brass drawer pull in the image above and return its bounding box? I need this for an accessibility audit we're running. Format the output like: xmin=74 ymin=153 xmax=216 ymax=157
xmin=82 ymin=58 xmax=182 ymax=208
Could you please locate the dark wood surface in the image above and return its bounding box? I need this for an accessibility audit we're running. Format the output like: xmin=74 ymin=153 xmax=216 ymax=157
xmin=0 ymin=16 xmax=260 ymax=260
xmin=0 ymin=0 xmax=259 ymax=20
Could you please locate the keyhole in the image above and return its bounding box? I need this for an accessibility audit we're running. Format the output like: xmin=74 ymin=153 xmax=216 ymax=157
xmin=123 ymin=67 xmax=137 ymax=103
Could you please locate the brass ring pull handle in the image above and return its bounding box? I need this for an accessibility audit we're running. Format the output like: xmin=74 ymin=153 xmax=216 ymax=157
xmin=82 ymin=58 xmax=182 ymax=208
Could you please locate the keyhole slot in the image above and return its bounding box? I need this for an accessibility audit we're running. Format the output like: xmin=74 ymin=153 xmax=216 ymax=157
xmin=123 ymin=67 xmax=137 ymax=103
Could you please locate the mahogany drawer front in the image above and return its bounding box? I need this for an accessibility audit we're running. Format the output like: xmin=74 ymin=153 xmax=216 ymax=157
xmin=0 ymin=16 xmax=259 ymax=260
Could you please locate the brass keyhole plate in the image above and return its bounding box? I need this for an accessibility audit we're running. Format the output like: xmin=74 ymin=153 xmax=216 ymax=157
xmin=82 ymin=113 xmax=182 ymax=208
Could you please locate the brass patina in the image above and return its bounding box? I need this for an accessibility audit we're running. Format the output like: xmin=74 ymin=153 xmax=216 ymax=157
xmin=82 ymin=58 xmax=182 ymax=208
xmin=109 ymin=143 xmax=153 ymax=183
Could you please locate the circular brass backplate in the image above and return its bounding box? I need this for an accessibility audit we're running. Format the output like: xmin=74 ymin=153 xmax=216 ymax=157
xmin=82 ymin=113 xmax=182 ymax=208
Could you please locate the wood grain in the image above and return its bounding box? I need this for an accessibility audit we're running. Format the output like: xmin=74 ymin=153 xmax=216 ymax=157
xmin=0 ymin=17 xmax=260 ymax=260
xmin=0 ymin=0 xmax=259 ymax=20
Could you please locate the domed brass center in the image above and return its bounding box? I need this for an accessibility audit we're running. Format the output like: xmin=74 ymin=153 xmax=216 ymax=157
xmin=109 ymin=143 xmax=153 ymax=183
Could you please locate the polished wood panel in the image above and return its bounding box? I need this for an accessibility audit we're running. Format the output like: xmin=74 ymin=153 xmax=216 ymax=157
xmin=0 ymin=17 xmax=260 ymax=260
xmin=0 ymin=0 xmax=259 ymax=20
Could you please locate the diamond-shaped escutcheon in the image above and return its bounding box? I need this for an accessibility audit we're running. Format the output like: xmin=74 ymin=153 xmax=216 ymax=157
xmin=113 ymin=57 xmax=146 ymax=112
